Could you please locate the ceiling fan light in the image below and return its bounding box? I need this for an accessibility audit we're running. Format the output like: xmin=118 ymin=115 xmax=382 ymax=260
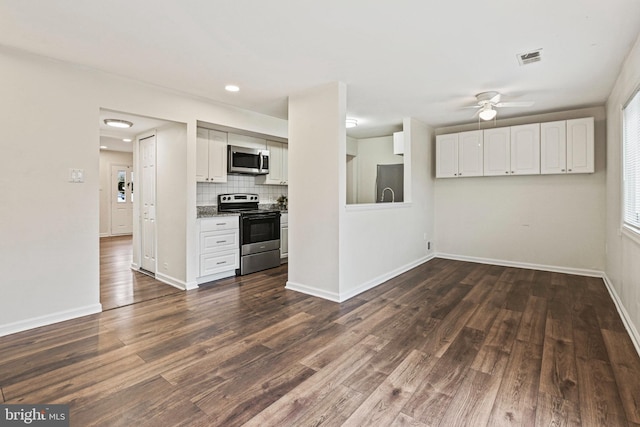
xmin=479 ymin=106 xmax=497 ymax=121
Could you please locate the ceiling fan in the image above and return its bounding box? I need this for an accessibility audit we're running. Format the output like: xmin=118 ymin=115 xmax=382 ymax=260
xmin=467 ymin=91 xmax=534 ymax=121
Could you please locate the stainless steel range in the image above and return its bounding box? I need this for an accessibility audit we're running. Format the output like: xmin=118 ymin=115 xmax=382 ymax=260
xmin=218 ymin=193 xmax=281 ymax=275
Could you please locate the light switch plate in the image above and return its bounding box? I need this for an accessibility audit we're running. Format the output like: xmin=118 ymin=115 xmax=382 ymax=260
xmin=68 ymin=168 xmax=85 ymax=183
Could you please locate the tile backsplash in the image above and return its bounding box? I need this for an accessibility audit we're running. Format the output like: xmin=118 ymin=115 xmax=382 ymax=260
xmin=197 ymin=174 xmax=288 ymax=206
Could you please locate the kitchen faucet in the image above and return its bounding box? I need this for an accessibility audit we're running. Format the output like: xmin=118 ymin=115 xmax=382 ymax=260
xmin=380 ymin=187 xmax=395 ymax=203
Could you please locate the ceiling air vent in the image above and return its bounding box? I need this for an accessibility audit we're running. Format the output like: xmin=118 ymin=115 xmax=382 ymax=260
xmin=517 ymin=49 xmax=542 ymax=66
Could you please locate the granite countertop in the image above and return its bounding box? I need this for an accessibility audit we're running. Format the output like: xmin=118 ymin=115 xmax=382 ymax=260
xmin=197 ymin=204 xmax=287 ymax=218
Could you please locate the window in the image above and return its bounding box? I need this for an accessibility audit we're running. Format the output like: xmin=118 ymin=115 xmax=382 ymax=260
xmin=623 ymin=88 xmax=640 ymax=231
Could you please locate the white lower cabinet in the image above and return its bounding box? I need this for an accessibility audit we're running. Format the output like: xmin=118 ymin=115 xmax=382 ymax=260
xmin=197 ymin=216 xmax=239 ymax=283
xmin=280 ymin=213 xmax=288 ymax=260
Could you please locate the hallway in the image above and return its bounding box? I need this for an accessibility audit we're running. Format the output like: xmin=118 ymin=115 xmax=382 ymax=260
xmin=100 ymin=235 xmax=181 ymax=310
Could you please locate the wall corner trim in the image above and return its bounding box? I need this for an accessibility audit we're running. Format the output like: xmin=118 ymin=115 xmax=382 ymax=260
xmin=0 ymin=304 xmax=102 ymax=338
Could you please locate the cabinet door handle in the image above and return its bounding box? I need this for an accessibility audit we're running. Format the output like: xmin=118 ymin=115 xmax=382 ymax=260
xmin=216 ymin=261 xmax=227 ymax=265
xmin=568 ymin=169 xmax=572 ymax=172
xmin=505 ymin=171 xmax=509 ymax=174
xmin=216 ymin=240 xmax=226 ymax=244
xmin=561 ymin=169 xmax=565 ymax=172
xmin=216 ymin=223 xmax=225 ymax=226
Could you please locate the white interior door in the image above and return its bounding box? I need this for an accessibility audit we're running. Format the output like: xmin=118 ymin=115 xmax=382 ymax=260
xmin=140 ymin=134 xmax=157 ymax=273
xmin=110 ymin=164 xmax=133 ymax=235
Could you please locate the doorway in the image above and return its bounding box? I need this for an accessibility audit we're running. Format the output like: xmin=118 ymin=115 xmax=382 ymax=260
xmin=99 ymin=109 xmax=179 ymax=310
xmin=110 ymin=164 xmax=133 ymax=235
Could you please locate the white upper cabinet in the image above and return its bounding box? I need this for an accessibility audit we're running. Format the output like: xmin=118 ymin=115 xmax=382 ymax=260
xmin=258 ymin=140 xmax=288 ymax=185
xmin=540 ymin=118 xmax=594 ymax=174
xmin=540 ymin=121 xmax=567 ymax=174
xmin=458 ymin=130 xmax=483 ymax=177
xmin=393 ymin=131 xmax=404 ymax=155
xmin=196 ymin=128 xmax=228 ymax=183
xmin=227 ymin=133 xmax=267 ymax=150
xmin=436 ymin=117 xmax=593 ymax=179
xmin=436 ymin=133 xmax=459 ymax=178
xmin=510 ymin=123 xmax=540 ymax=175
xmin=566 ymin=117 xmax=594 ymax=173
xmin=435 ymin=131 xmax=482 ymax=178
xmin=483 ymin=127 xmax=511 ymax=176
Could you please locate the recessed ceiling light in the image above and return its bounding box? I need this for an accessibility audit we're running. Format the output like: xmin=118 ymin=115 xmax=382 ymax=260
xmin=225 ymin=85 xmax=240 ymax=92
xmin=122 ymin=138 xmax=132 ymax=142
xmin=104 ymin=119 xmax=133 ymax=128
xmin=100 ymin=145 xmax=108 ymax=149
xmin=346 ymin=118 xmax=358 ymax=128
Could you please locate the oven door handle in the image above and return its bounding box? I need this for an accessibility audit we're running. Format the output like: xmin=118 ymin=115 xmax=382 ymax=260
xmin=245 ymin=214 xmax=279 ymax=221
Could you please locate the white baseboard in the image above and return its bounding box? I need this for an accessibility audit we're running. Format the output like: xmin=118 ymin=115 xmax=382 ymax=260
xmin=0 ymin=304 xmax=102 ymax=338
xmin=338 ymin=255 xmax=434 ymax=302
xmin=155 ymin=272 xmax=189 ymax=291
xmin=601 ymin=274 xmax=640 ymax=358
xmin=285 ymin=281 xmax=341 ymax=302
xmin=99 ymin=232 xmax=109 ymax=238
xmin=196 ymin=270 xmax=236 ymax=286
xmin=285 ymin=254 xmax=434 ymax=303
xmin=435 ymin=253 xmax=603 ymax=277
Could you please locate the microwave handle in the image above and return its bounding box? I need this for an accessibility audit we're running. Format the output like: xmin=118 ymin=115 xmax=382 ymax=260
xmin=259 ymin=151 xmax=264 ymax=172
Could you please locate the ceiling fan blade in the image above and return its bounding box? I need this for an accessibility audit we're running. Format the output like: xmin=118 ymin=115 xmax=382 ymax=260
xmin=488 ymin=93 xmax=501 ymax=104
xmin=472 ymin=108 xmax=481 ymax=118
xmin=495 ymin=101 xmax=534 ymax=108
xmin=463 ymin=105 xmax=482 ymax=109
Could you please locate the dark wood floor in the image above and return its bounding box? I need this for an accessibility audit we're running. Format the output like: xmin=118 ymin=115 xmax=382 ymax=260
xmin=100 ymin=235 xmax=181 ymax=310
xmin=2 ymin=257 xmax=640 ymax=426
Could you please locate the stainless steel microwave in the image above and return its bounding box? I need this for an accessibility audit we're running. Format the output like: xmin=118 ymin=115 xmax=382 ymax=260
xmin=228 ymin=145 xmax=269 ymax=175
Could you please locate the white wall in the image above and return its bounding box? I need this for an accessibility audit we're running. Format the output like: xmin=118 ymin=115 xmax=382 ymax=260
xmin=354 ymin=135 xmax=403 ymax=204
xmin=0 ymin=47 xmax=286 ymax=336
xmin=605 ymin=32 xmax=640 ymax=344
xmin=156 ymin=123 xmax=188 ymax=288
xmin=340 ymin=118 xmax=434 ymax=299
xmin=287 ymin=82 xmax=345 ymax=300
xmin=99 ymin=150 xmax=133 ymax=236
xmin=434 ymin=106 xmax=606 ymax=273
xmin=287 ymin=84 xmax=435 ymax=302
